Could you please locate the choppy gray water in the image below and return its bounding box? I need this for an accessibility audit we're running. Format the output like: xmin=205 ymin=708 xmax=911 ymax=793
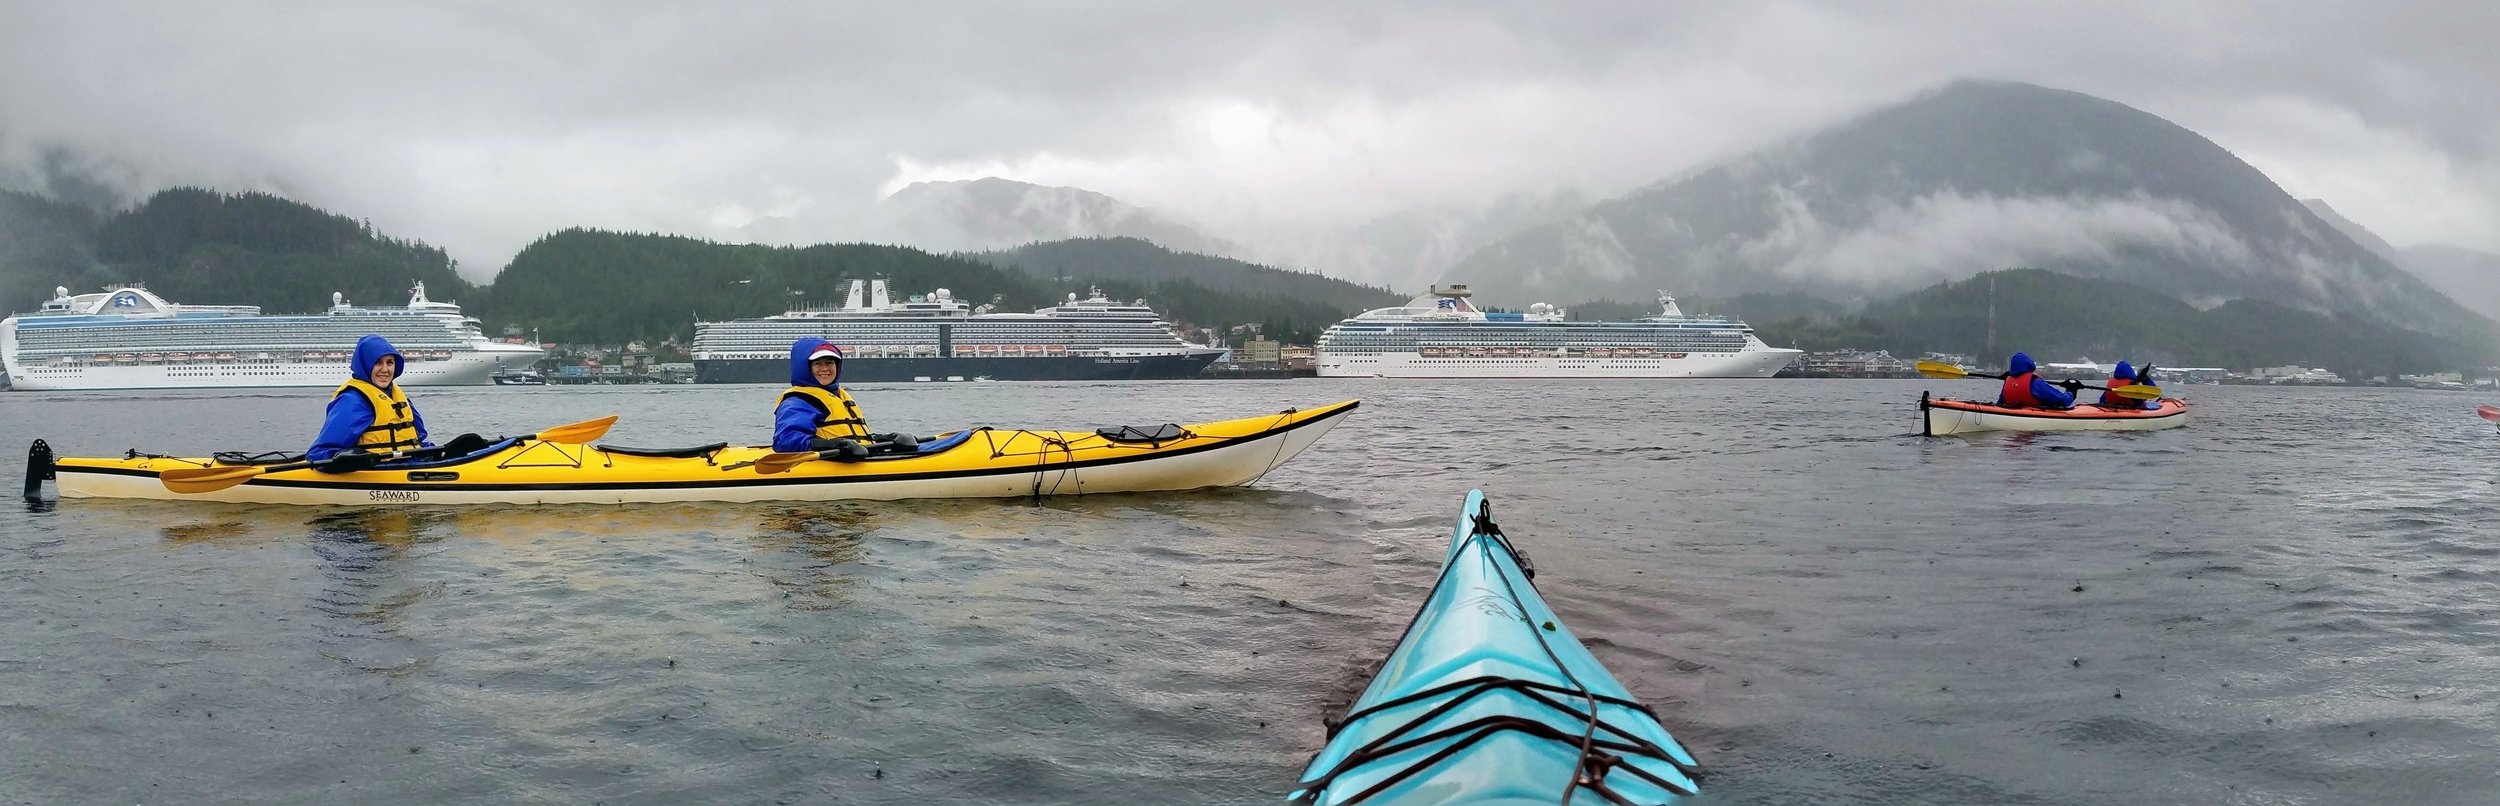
xmin=3 ymin=379 xmax=2495 ymax=805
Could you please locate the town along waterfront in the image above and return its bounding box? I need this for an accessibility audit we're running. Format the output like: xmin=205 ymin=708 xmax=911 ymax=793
xmin=4 ymin=380 xmax=2494 ymax=804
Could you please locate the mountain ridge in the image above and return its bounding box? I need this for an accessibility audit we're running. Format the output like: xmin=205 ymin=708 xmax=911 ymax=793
xmin=1441 ymin=80 xmax=2494 ymax=354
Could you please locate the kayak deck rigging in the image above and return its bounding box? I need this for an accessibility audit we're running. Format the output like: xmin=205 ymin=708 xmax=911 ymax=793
xmin=30 ymin=400 xmax=1358 ymax=506
xmin=1293 ymin=491 xmax=1700 ymax=804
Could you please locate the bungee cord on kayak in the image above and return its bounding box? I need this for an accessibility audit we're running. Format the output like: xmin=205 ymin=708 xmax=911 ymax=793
xmin=1293 ymin=490 xmax=1702 ymax=804
xmin=33 ymin=403 xmax=1357 ymax=505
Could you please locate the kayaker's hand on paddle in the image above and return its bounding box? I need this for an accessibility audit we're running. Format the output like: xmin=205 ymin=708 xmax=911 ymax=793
xmin=159 ymin=415 xmax=619 ymax=494
xmin=2060 ymin=380 xmax=2083 ymax=395
xmin=321 ymin=450 xmax=385 ymax=474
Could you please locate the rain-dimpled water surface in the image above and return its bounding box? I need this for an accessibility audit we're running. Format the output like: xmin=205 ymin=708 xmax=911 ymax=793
xmin=3 ymin=379 xmax=2496 ymax=805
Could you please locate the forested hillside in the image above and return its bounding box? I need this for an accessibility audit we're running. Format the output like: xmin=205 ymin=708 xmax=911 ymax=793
xmin=92 ymin=188 xmax=475 ymax=311
xmin=0 ymin=190 xmax=107 ymax=310
xmin=480 ymin=231 xmax=1390 ymax=344
xmin=976 ymin=237 xmax=1402 ymax=343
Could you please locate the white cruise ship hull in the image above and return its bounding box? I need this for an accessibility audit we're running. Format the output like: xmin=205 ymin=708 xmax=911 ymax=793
xmin=4 ymin=352 xmax=531 ymax=391
xmin=1317 ymin=349 xmax=1800 ymax=379
xmin=5 ymin=282 xmax=542 ymax=392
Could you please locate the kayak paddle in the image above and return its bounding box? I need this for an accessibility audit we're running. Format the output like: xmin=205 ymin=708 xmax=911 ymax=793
xmin=158 ymin=415 xmax=620 ymax=494
xmin=1915 ymin=360 xmax=2162 ymax=400
xmin=750 ymin=439 xmax=900 ymax=475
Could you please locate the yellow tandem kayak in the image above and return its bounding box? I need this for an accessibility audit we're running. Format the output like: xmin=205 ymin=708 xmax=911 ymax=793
xmin=30 ymin=400 xmax=1358 ymax=506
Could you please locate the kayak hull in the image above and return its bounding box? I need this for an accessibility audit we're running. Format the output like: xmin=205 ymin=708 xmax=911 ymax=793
xmin=47 ymin=400 xmax=1356 ymax=506
xmin=1292 ymin=489 xmax=1698 ymax=805
xmin=1921 ymin=393 xmax=2189 ymax=436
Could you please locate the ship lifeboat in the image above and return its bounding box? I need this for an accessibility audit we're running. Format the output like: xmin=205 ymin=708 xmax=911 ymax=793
xmin=1665 ymin=352 xmax=1687 ymax=359
xmin=434 ymin=350 xmax=453 ymax=359
xmin=92 ymin=354 xmax=113 ymax=363
xmin=168 ymin=352 xmax=190 ymax=362
xmin=976 ymin=345 xmax=1001 ymax=355
xmin=115 ymin=353 xmax=136 ymax=363
xmin=1021 ymin=345 xmax=1043 ymax=353
xmin=140 ymin=353 xmax=163 ymax=362
xmin=216 ymin=352 xmax=237 ymax=360
xmin=325 ymin=351 xmax=347 ymax=360
xmin=1465 ymin=349 xmax=1487 ymax=358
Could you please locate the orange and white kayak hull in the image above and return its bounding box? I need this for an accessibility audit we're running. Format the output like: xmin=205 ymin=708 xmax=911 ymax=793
xmin=1920 ymin=393 xmax=2189 ymax=436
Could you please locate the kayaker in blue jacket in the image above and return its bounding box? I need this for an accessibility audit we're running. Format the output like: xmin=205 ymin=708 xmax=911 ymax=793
xmin=2099 ymin=361 xmax=2157 ymax=409
xmin=1997 ymin=352 xmax=2076 ymax=409
xmin=2100 ymin=360 xmax=2140 ymax=405
xmin=308 ymin=335 xmax=432 ymax=469
xmin=773 ymin=338 xmax=916 ymax=459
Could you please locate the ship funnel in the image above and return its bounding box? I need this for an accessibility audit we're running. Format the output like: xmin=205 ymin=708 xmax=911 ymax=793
xmin=332 ymin=291 xmax=346 ymax=307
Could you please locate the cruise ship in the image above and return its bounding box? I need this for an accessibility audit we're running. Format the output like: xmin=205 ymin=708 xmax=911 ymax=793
xmin=2 ymin=282 xmax=544 ymax=391
xmin=690 ymin=279 xmax=1227 ymax=383
xmin=1315 ymin=285 xmax=1801 ymax=378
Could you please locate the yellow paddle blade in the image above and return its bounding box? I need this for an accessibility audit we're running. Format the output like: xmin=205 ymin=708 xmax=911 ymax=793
xmin=160 ymin=465 xmax=279 ymax=494
xmin=533 ymin=415 xmax=620 ymax=444
xmin=2110 ymin=384 xmax=2162 ymax=401
xmin=158 ymin=415 xmax=619 ymax=495
xmin=1914 ymin=360 xmax=1971 ymax=379
xmin=752 ymin=451 xmax=820 ymax=475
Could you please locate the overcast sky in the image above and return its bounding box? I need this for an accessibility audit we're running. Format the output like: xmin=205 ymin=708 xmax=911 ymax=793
xmin=4 ymin=0 xmax=2494 ymax=281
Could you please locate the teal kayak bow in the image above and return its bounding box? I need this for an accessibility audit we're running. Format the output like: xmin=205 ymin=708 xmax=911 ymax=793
xmin=1291 ymin=490 xmax=1701 ymax=804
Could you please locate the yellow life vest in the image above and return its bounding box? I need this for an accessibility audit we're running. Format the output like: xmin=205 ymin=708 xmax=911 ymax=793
xmin=333 ymin=378 xmax=421 ymax=452
xmin=781 ymin=386 xmax=869 ymax=440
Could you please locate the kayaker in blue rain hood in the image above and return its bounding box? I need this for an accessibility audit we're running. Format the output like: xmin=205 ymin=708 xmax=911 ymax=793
xmin=1996 ymin=352 xmax=2076 ymax=409
xmin=773 ymin=338 xmax=917 ymax=460
xmin=2131 ymin=364 xmax=2163 ymax=409
xmin=2099 ymin=361 xmax=2156 ymax=409
xmin=307 ymin=335 xmax=433 ymax=470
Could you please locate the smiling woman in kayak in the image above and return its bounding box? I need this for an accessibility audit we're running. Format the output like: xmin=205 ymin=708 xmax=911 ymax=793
xmin=307 ymin=335 xmax=433 ymax=470
xmin=774 ymin=338 xmax=915 ymax=460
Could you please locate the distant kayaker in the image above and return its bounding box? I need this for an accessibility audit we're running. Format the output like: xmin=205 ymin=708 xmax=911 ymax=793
xmin=774 ymin=338 xmax=917 ymax=460
xmin=2098 ymin=360 xmax=2151 ymax=408
xmin=2133 ymin=364 xmax=2162 ymax=409
xmin=307 ymin=335 xmax=433 ymax=470
xmin=1997 ymin=352 xmax=2075 ymax=409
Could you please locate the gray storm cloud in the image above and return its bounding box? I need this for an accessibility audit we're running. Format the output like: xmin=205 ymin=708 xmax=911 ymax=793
xmin=3 ymin=1 xmax=2496 ymax=283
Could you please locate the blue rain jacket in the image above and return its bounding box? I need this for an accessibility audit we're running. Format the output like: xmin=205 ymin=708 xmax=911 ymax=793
xmin=307 ymin=335 xmax=431 ymax=463
xmin=2000 ymin=352 xmax=2076 ymax=408
xmin=773 ymin=337 xmax=849 ymax=452
xmin=2099 ymin=360 xmax=2141 ymax=407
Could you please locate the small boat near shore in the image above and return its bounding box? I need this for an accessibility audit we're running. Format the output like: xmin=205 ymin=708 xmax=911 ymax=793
xmin=29 ymin=400 xmax=1357 ymax=506
xmin=1920 ymin=392 xmax=2189 ymax=436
